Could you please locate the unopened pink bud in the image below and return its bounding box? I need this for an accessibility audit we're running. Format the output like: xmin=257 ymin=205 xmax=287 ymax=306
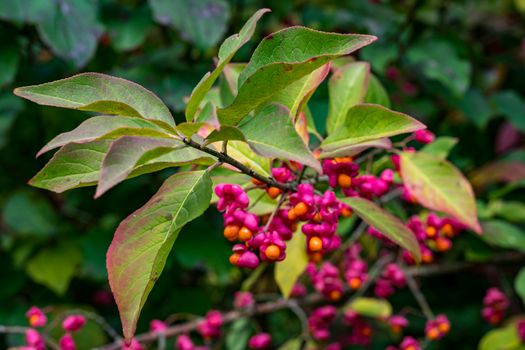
xmin=149 ymin=319 xmax=167 ymax=333
xmin=248 ymin=333 xmax=271 ymax=349
xmin=62 ymin=315 xmax=86 ymax=332
xmin=59 ymin=333 xmax=76 ymax=350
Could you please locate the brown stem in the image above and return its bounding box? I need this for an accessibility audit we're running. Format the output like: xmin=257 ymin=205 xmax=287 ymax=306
xmin=182 ymin=137 xmax=296 ymax=191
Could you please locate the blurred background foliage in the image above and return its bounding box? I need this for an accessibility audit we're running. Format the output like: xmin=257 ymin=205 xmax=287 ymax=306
xmin=0 ymin=0 xmax=524 ymax=349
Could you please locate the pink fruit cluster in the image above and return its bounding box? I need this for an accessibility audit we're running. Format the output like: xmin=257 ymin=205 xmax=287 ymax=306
xmin=215 ymin=161 xmax=361 ymax=269
xmin=425 ymin=314 xmax=451 ymax=340
xmin=307 ymin=262 xmax=344 ymax=301
xmin=482 ymin=287 xmax=509 ymax=325
xmin=374 ymin=263 xmax=406 ymax=298
xmin=22 ymin=307 xmax=87 ymax=350
xmin=344 ymin=244 xmax=368 ymax=290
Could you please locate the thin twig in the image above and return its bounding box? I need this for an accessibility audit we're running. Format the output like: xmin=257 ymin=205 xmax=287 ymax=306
xmin=404 ymin=269 xmax=435 ymax=319
xmin=182 ymin=137 xmax=296 ymax=191
xmin=264 ymin=194 xmax=288 ymax=231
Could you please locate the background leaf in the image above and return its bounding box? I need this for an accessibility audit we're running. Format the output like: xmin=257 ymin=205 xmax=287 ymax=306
xmin=149 ymin=0 xmax=230 ymax=50
xmin=25 ymin=242 xmax=82 ymax=295
xmin=36 ymin=0 xmax=103 ymax=68
xmin=480 ymin=220 xmax=525 ymax=253
xmin=345 ymin=297 xmax=392 ymax=318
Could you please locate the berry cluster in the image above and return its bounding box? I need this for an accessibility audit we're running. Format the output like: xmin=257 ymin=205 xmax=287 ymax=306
xmin=22 ymin=307 xmax=87 ymax=350
xmin=215 ymin=160 xmax=362 ymax=269
xmin=482 ymin=287 xmax=509 ymax=325
xmin=424 ymin=314 xmax=451 ymax=340
xmin=374 ymin=263 xmax=406 ymax=298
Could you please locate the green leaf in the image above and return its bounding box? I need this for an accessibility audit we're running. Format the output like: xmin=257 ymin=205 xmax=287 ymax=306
xmin=2 ymin=191 xmax=58 ymax=237
xmin=218 ymin=27 xmax=376 ymax=125
xmin=25 ymin=242 xmax=82 ymax=295
xmin=96 ymin=136 xmax=180 ymax=198
xmin=36 ymin=0 xmax=103 ymax=68
xmin=0 ymin=42 xmax=19 ymax=87
xmin=515 ymin=268 xmax=525 ymax=306
xmin=239 ymin=104 xmax=321 ymax=173
xmin=320 ymin=138 xmax=391 ymax=159
xmin=37 ymin=116 xmax=173 ymax=157
xmin=226 ymin=318 xmax=252 ymax=350
xmin=107 ymin=171 xmax=212 ymax=342
xmin=106 ymin=6 xmax=153 ymax=52
xmin=321 ymin=104 xmax=425 ymax=152
xmin=204 ymin=126 xmax=246 ymax=145
xmin=149 ymin=0 xmax=230 ymax=50
xmin=0 ymin=0 xmax=53 ymax=22
xmin=420 ymin=136 xmax=458 ymax=159
xmin=486 ymin=200 xmax=525 ymax=223
xmin=492 ymin=90 xmax=525 ymax=132
xmin=220 ymin=63 xmax=246 ymax=106
xmin=225 ymin=141 xmax=271 ymax=177
xmin=30 ymin=140 xmax=110 ymax=193
xmin=0 ymin=92 xmax=23 ymax=148
xmin=479 ymin=322 xmax=522 ymax=350
xmin=185 ymin=9 xmax=270 ymax=121
xmin=345 ymin=297 xmax=392 ymax=318
xmin=339 ymin=197 xmax=421 ymax=262
xmin=480 ymin=220 xmax=525 ymax=253
xmin=272 ymin=63 xmax=331 ymax=119
xmin=458 ymin=89 xmax=493 ymax=128
xmin=406 ymin=39 xmax=471 ymax=97
xmin=326 ymin=62 xmax=370 ymax=134
xmin=275 ymin=230 xmax=308 ymax=298
xmin=14 ymin=73 xmax=175 ymax=127
xmin=400 ymin=152 xmax=481 ymax=233
xmin=277 ymin=339 xmax=303 ymax=350
xmin=365 ymin=74 xmax=391 ymax=108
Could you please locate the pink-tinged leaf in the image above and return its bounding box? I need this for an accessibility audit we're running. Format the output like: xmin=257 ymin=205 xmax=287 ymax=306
xmin=400 ymin=152 xmax=482 ymax=233
xmin=37 ymin=116 xmax=172 ymax=157
xmin=470 ymin=161 xmax=525 ymax=189
xmin=14 ymin=73 xmax=175 ymax=127
xmin=29 ymin=140 xmax=111 ymax=193
xmin=273 ymin=63 xmax=331 ymax=119
xmin=340 ymin=197 xmax=421 ymax=262
xmin=96 ymin=136 xmax=179 ymax=198
xmin=295 ymin=111 xmax=310 ymax=146
xmin=107 ymin=171 xmax=212 ymax=342
xmin=218 ymin=28 xmax=377 ymax=125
